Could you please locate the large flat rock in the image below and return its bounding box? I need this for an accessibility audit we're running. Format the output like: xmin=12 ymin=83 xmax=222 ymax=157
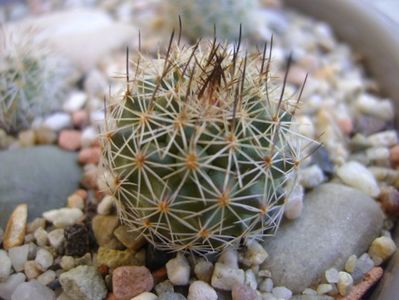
xmin=262 ymin=183 xmax=385 ymax=293
xmin=0 ymin=146 xmax=81 ymax=228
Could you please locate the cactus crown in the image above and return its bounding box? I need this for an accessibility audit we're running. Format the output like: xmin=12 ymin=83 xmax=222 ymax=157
xmin=0 ymin=29 xmax=72 ymax=133
xmin=101 ymin=33 xmax=308 ymax=255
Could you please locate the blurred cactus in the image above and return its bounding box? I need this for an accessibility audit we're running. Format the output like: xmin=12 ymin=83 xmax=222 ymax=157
xmin=163 ymin=0 xmax=262 ymax=41
xmin=100 ymin=35 xmax=309 ymax=254
xmin=0 ymin=29 xmax=72 ymax=133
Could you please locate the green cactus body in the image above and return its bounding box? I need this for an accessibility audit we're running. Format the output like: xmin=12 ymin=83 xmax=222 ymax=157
xmin=101 ymin=39 xmax=305 ymax=254
xmin=164 ymin=0 xmax=261 ymax=41
xmin=0 ymin=30 xmax=72 ymax=133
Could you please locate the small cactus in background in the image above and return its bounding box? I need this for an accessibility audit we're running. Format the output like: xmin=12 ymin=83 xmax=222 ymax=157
xmin=0 ymin=29 xmax=72 ymax=134
xmin=163 ymin=0 xmax=262 ymax=41
xmin=100 ymin=35 xmax=310 ymax=255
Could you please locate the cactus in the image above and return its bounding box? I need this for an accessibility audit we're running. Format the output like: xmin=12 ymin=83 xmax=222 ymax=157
xmin=163 ymin=0 xmax=262 ymax=41
xmin=0 ymin=29 xmax=72 ymax=134
xmin=100 ymin=35 xmax=309 ymax=255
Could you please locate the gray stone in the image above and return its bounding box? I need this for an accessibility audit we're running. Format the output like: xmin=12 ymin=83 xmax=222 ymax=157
xmin=11 ymin=280 xmax=55 ymax=300
xmin=351 ymin=253 xmax=374 ymax=283
xmin=262 ymin=183 xmax=384 ymax=293
xmin=0 ymin=146 xmax=81 ymax=228
xmin=59 ymin=265 xmax=107 ymax=300
xmin=0 ymin=273 xmax=26 ymax=300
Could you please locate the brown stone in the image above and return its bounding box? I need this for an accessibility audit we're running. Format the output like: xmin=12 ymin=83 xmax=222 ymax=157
xmin=152 ymin=267 xmax=167 ymax=285
xmin=58 ymin=130 xmax=82 ymax=151
xmin=3 ymin=204 xmax=28 ymax=250
xmin=114 ymin=225 xmax=146 ymax=251
xmin=79 ymin=147 xmax=101 ymax=165
xmin=378 ymin=186 xmax=399 ymax=217
xmin=18 ymin=130 xmax=36 ymax=147
xmin=75 ymin=189 xmax=88 ymax=200
xmin=390 ymin=145 xmax=399 ymax=168
xmin=92 ymin=215 xmax=119 ymax=246
xmin=112 ymin=266 xmax=154 ymax=300
xmin=34 ymin=126 xmax=57 ymax=145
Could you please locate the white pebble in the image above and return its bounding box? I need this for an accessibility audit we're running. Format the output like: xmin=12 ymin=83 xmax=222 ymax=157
xmin=316 ymin=283 xmax=333 ymax=295
xmin=47 ymin=229 xmax=65 ymax=249
xmin=81 ymin=126 xmax=98 ymax=148
xmin=60 ymin=256 xmax=75 ymax=271
xmin=325 ymin=268 xmax=339 ymax=283
xmin=0 ymin=273 xmax=26 ymax=300
xmin=218 ymin=247 xmax=239 ymax=268
xmin=366 ymin=147 xmax=390 ymax=163
xmin=130 ymin=292 xmax=158 ymax=300
xmin=337 ymin=271 xmax=353 ymax=296
xmin=300 ymin=165 xmax=325 ymax=188
xmin=44 ymin=113 xmax=72 ymax=131
xmin=33 ymin=227 xmax=48 ymax=247
xmin=284 ymin=184 xmax=304 ymax=220
xmin=24 ymin=261 xmax=42 ymax=280
xmin=11 ymin=279 xmax=55 ymax=300
xmin=97 ymin=195 xmax=115 ymax=215
xmin=259 ymin=278 xmax=273 ymax=293
xmin=0 ymin=250 xmax=12 ymax=282
xmin=336 ymin=161 xmax=380 ymax=197
xmin=368 ymin=236 xmax=397 ymax=266
xmin=166 ymin=254 xmax=190 ymax=285
xmin=35 ymin=249 xmax=53 ymax=272
xmin=63 ymin=92 xmax=87 ymax=113
xmin=345 ymin=255 xmax=357 ymax=273
xmin=211 ymin=263 xmax=245 ymax=291
xmin=296 ymin=115 xmax=315 ymax=139
xmin=367 ymin=130 xmax=398 ymax=147
xmin=302 ymin=288 xmax=317 ymax=295
xmin=8 ymin=245 xmax=30 ymax=272
xmin=243 ymin=240 xmax=269 ymax=266
xmin=37 ymin=270 xmax=56 ymax=286
xmin=194 ymin=260 xmax=214 ymax=283
xmin=43 ymin=208 xmax=83 ymax=228
xmin=244 ymin=269 xmax=257 ymax=290
xmin=355 ymin=94 xmax=394 ymax=121
xmin=272 ymin=286 xmax=292 ymax=300
xmin=188 ymin=280 xmax=217 ymax=300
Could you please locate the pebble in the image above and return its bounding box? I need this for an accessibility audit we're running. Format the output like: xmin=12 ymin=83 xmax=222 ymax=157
xmin=193 ymin=260 xmax=213 ymax=283
xmin=259 ymin=278 xmax=273 ymax=293
xmin=72 ymin=110 xmax=90 ymax=127
xmin=0 ymin=273 xmax=26 ymax=300
xmin=337 ymin=271 xmax=353 ymax=296
xmin=114 ymin=225 xmax=146 ymax=251
xmin=18 ymin=130 xmax=36 ymax=147
xmin=345 ymin=255 xmax=357 ymax=273
xmin=378 ymin=186 xmax=399 ymax=216
xmin=44 ymin=113 xmax=72 ymax=131
xmin=59 ymin=265 xmax=107 ymax=300
xmin=0 ymin=250 xmax=12 ymax=282
xmin=339 ymin=267 xmax=383 ymax=300
xmin=325 ymin=268 xmax=339 ymax=283
xmin=81 ymin=126 xmax=98 ymax=148
xmin=351 ymin=253 xmax=374 ymax=283
xmin=3 ymin=204 xmax=28 ymax=250
xmin=355 ymin=94 xmax=394 ymax=121
xmin=231 ymin=283 xmax=259 ymax=300
xmin=187 ymin=281 xmax=217 ymax=300
xmin=166 ymin=254 xmax=191 ymax=286
xmin=92 ymin=215 xmax=119 ymax=247
xmin=97 ymin=195 xmax=115 ymax=215
xmin=367 ymin=130 xmax=398 ymax=147
xmin=34 ymin=227 xmax=48 ymax=247
xmin=58 ymin=130 xmax=82 ymax=151
xmin=336 ymin=161 xmax=380 ymax=197
xmin=37 ymin=270 xmax=56 ymax=286
xmin=302 ymin=288 xmax=318 ymax=295
xmin=43 ymin=208 xmax=83 ymax=228
xmin=35 ymin=248 xmax=54 ymax=272
xmin=284 ymin=184 xmax=304 ymax=220
xmin=271 ymin=286 xmax=292 ymax=299
xmin=159 ymin=292 xmax=186 ymax=300
xmin=64 ymin=224 xmax=90 ymax=257
xmin=155 ymin=280 xmax=174 ymax=295
xmin=34 ymin=127 xmax=57 ymax=145
xmin=27 ymin=218 xmax=46 ymax=234
xmin=354 ymin=115 xmax=387 ymax=136
xmin=48 ymin=229 xmax=65 ymax=249
xmin=96 ymin=246 xmax=141 ymax=269
xmin=24 ymin=260 xmax=42 ymax=279
xmin=60 ymin=256 xmax=75 ymax=271
xmin=244 ymin=269 xmax=258 ymax=290
xmin=316 ymin=283 xmax=333 ymax=295
xmin=8 ymin=244 xmax=29 ymax=272
xmin=366 ymin=147 xmax=390 ymax=164
xmin=112 ymin=266 xmax=154 ymax=300
xmin=63 ymin=91 xmax=87 ymax=113
xmin=218 ymin=247 xmax=239 ymax=268
xmin=242 ymin=241 xmax=268 ymax=266
xmin=11 ymin=279 xmax=55 ymax=300
xmin=131 ymin=292 xmax=159 ymax=300
xmin=300 ymin=165 xmax=325 ymax=188
xmin=211 ymin=263 xmax=245 ymax=291
xmin=389 ymin=145 xmax=399 ymax=167
xmin=368 ymin=236 xmax=397 ymax=265
xmin=79 ymin=147 xmax=101 ymax=164
xmin=67 ymin=194 xmax=85 ymax=210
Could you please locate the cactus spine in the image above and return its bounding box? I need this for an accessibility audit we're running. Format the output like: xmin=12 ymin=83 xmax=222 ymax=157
xmin=101 ymin=35 xmax=308 ymax=255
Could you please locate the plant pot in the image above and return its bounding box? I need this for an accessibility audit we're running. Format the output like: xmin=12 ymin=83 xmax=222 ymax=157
xmin=285 ymin=0 xmax=399 ymax=298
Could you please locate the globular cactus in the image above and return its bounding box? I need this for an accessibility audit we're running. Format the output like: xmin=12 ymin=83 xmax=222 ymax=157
xmin=0 ymin=29 xmax=72 ymax=134
xmin=100 ymin=36 xmax=308 ymax=255
xmin=163 ymin=0 xmax=262 ymax=41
